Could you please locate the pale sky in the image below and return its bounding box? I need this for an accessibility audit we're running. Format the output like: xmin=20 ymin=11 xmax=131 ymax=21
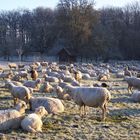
xmin=0 ymin=0 xmax=135 ymax=11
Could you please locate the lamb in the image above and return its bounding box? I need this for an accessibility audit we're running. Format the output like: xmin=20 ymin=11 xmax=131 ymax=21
xmin=65 ymin=85 xmax=111 ymax=120
xmin=30 ymin=69 xmax=38 ymax=80
xmin=23 ymin=79 xmax=41 ymax=90
xmin=131 ymin=91 xmax=140 ymax=102
xmin=40 ymin=82 xmax=54 ymax=93
xmin=21 ymin=106 xmax=48 ymax=133
xmin=29 ymin=97 xmax=64 ymax=114
xmin=55 ymin=86 xmax=71 ymax=100
xmin=7 ymin=82 xmax=32 ymax=105
xmin=8 ymin=63 xmax=17 ymax=70
xmin=125 ymin=77 xmax=140 ymax=93
xmin=0 ymin=100 xmax=27 ymax=131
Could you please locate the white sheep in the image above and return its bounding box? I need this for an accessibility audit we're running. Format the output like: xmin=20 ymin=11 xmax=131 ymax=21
xmin=17 ymin=71 xmax=28 ymax=80
xmin=74 ymin=71 xmax=82 ymax=82
xmin=0 ymin=72 xmax=13 ymax=80
xmin=131 ymin=91 xmax=140 ymax=102
xmin=40 ymin=82 xmax=54 ymax=93
xmin=125 ymin=77 xmax=140 ymax=93
xmin=8 ymin=63 xmax=17 ymax=70
xmin=65 ymin=85 xmax=111 ymax=120
xmin=44 ymin=74 xmax=59 ymax=83
xmin=23 ymin=79 xmax=41 ymax=90
xmin=21 ymin=106 xmax=48 ymax=133
xmin=0 ymin=100 xmax=27 ymax=131
xmin=7 ymin=82 xmax=32 ymax=105
xmin=29 ymin=97 xmax=64 ymax=114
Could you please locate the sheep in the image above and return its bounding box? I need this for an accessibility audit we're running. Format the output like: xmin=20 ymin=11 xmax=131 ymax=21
xmin=125 ymin=77 xmax=140 ymax=93
xmin=0 ymin=72 xmax=13 ymax=80
xmin=44 ymin=74 xmax=59 ymax=83
xmin=23 ymin=79 xmax=41 ymax=90
xmin=41 ymin=62 xmax=48 ymax=67
xmin=55 ymin=86 xmax=71 ymax=100
xmin=82 ymin=74 xmax=91 ymax=80
xmin=124 ymin=67 xmax=132 ymax=77
xmin=98 ymin=74 xmax=110 ymax=81
xmin=18 ymin=64 xmax=25 ymax=69
xmin=7 ymin=82 xmax=32 ymax=105
xmin=0 ymin=100 xmax=27 ymax=131
xmin=5 ymin=79 xmax=23 ymax=88
xmin=74 ymin=71 xmax=82 ymax=82
xmin=40 ymin=82 xmax=54 ymax=93
xmin=29 ymin=97 xmax=64 ymax=114
xmin=30 ymin=69 xmax=38 ymax=80
xmin=131 ymin=91 xmax=140 ymax=102
xmin=21 ymin=106 xmax=48 ymax=133
xmin=17 ymin=71 xmax=28 ymax=80
xmin=65 ymin=85 xmax=111 ymax=120
xmin=8 ymin=63 xmax=17 ymax=70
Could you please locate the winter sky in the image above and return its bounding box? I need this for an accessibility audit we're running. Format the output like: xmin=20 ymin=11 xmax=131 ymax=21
xmin=0 ymin=0 xmax=134 ymax=11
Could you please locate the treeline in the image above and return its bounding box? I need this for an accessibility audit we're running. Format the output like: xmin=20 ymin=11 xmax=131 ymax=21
xmin=0 ymin=0 xmax=140 ymax=60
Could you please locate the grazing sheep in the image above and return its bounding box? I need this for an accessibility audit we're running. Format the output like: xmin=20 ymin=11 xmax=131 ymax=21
xmin=8 ymin=63 xmax=17 ymax=70
xmin=7 ymin=82 xmax=32 ymax=105
xmin=29 ymin=97 xmax=64 ymax=114
xmin=30 ymin=69 xmax=38 ymax=80
xmin=0 ymin=72 xmax=13 ymax=80
xmin=0 ymin=100 xmax=27 ymax=131
xmin=21 ymin=106 xmax=48 ymax=133
xmin=131 ymin=91 xmax=140 ymax=102
xmin=65 ymin=85 xmax=111 ymax=120
xmin=55 ymin=86 xmax=71 ymax=100
xmin=23 ymin=79 xmax=41 ymax=90
xmin=125 ymin=77 xmax=140 ymax=93
xmin=40 ymin=82 xmax=54 ymax=93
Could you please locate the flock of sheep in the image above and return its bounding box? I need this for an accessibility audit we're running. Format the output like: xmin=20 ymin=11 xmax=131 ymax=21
xmin=0 ymin=61 xmax=140 ymax=134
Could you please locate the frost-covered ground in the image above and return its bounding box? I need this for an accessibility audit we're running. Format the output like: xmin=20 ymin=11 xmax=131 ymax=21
xmin=0 ymin=61 xmax=140 ymax=140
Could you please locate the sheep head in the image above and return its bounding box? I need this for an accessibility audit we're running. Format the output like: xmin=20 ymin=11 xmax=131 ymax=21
xmin=15 ymin=100 xmax=27 ymax=114
xmin=35 ymin=106 xmax=48 ymax=118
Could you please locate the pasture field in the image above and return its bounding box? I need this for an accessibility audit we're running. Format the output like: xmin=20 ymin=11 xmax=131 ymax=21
xmin=0 ymin=61 xmax=140 ymax=140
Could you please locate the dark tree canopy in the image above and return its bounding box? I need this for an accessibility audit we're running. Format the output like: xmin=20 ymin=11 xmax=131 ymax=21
xmin=0 ymin=0 xmax=140 ymax=60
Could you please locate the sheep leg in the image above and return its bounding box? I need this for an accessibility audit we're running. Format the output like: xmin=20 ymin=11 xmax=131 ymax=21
xmin=128 ymin=85 xmax=133 ymax=93
xmin=83 ymin=105 xmax=87 ymax=115
xmin=79 ymin=106 xmax=84 ymax=117
xmin=100 ymin=105 xmax=106 ymax=121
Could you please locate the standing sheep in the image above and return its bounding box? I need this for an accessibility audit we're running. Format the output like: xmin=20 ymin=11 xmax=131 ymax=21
xmin=0 ymin=100 xmax=27 ymax=131
xmin=65 ymin=85 xmax=111 ymax=120
xmin=21 ymin=106 xmax=48 ymax=133
xmin=7 ymin=82 xmax=32 ymax=105
xmin=125 ymin=77 xmax=140 ymax=93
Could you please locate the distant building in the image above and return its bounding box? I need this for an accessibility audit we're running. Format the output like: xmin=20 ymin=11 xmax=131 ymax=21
xmin=47 ymin=39 xmax=77 ymax=62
